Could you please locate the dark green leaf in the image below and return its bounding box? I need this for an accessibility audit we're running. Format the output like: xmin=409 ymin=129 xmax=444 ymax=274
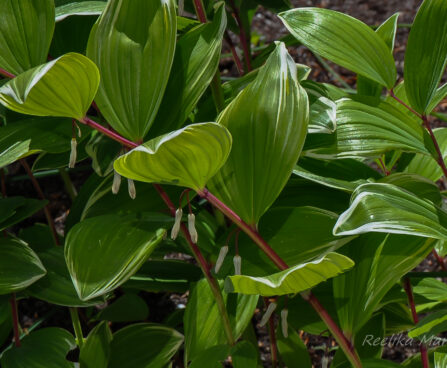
xmin=79 ymin=321 xmax=112 ymax=368
xmin=108 ymin=323 xmax=183 ymax=368
xmin=276 ymin=327 xmax=312 ymax=367
xmin=231 ymin=341 xmax=258 ymax=368
xmin=0 ymin=328 xmax=76 ymax=368
xmin=0 ymin=0 xmax=55 ymax=75
xmin=0 ymin=238 xmax=46 ymax=295
xmin=95 ymin=293 xmax=148 ymax=322
xmin=0 ymin=197 xmax=47 ymax=232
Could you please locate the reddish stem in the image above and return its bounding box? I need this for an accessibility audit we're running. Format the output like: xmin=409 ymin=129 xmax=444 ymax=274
xmin=9 ymin=293 xmax=21 ymax=347
xmin=403 ymin=278 xmax=429 ymax=368
xmin=389 ymin=89 xmax=422 ymax=119
xmin=192 ymin=0 xmax=207 ymax=23
xmin=198 ymin=188 xmax=289 ymax=270
xmin=378 ymin=158 xmax=390 ymax=176
xmin=304 ymin=292 xmax=362 ymax=367
xmin=80 ymin=117 xmax=137 ymax=149
xmin=228 ymin=0 xmax=252 ymax=73
xmin=224 ymin=31 xmax=244 ymax=76
xmin=20 ymin=159 xmax=60 ymax=246
xmin=422 ymin=116 xmax=447 ymax=179
xmin=432 ymin=249 xmax=447 ymax=271
xmin=0 ymin=68 xmax=15 ymax=79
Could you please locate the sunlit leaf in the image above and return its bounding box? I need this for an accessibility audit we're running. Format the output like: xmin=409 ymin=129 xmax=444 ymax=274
xmin=279 ymin=8 xmax=396 ymax=88
xmin=55 ymin=1 xmax=106 ymax=21
xmin=334 ymin=183 xmax=447 ymax=240
xmin=404 ymin=0 xmax=447 ymax=114
xmin=0 ymin=53 xmax=99 ymax=120
xmin=208 ymin=42 xmax=309 ymax=225
xmin=0 ymin=140 xmax=29 ymax=168
xmin=87 ymin=0 xmax=177 ymax=141
xmin=114 ymin=123 xmax=232 ymax=192
xmin=225 ymin=253 xmax=354 ymax=296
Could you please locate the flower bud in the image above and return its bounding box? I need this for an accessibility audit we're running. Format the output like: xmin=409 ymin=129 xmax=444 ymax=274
xmin=260 ymin=302 xmax=277 ymax=327
xmin=214 ymin=245 xmax=229 ymax=273
xmin=281 ymin=308 xmax=288 ymax=338
xmin=188 ymin=213 xmax=198 ymax=243
xmin=69 ymin=138 xmax=77 ymax=168
xmin=233 ymin=254 xmax=241 ymax=275
xmin=171 ymin=208 xmax=183 ymax=240
xmin=112 ymin=171 xmax=121 ymax=194
xmin=127 ymin=179 xmax=136 ymax=199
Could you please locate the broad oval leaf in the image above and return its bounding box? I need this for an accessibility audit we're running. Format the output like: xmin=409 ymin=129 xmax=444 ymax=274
xmin=279 ymin=8 xmax=396 ymax=88
xmin=304 ymin=99 xmax=430 ymax=159
xmin=0 ymin=327 xmax=76 ymax=368
xmin=334 ymin=183 xmax=447 ymax=240
xmin=0 ymin=140 xmax=29 ymax=168
xmin=224 ymin=252 xmax=354 ymax=296
xmin=0 ymin=0 xmax=55 ymax=75
xmin=0 ymin=53 xmax=99 ymax=120
xmin=86 ymin=0 xmax=177 ymax=141
xmin=150 ymin=3 xmax=227 ymax=137
xmin=108 ymin=323 xmax=183 ymax=368
xmin=208 ymin=42 xmax=309 ymax=225
xmin=404 ymin=0 xmax=447 ymax=114
xmin=65 ymin=214 xmax=165 ymax=301
xmin=27 ymin=247 xmax=104 ymax=307
xmin=0 ymin=238 xmax=46 ymax=295
xmin=114 ymin=123 xmax=232 ymax=192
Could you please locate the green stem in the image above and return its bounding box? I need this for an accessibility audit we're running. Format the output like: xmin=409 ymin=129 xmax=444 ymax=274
xmin=69 ymin=308 xmax=84 ymax=348
xmin=10 ymin=293 xmax=21 ymax=348
xmin=59 ymin=168 xmax=77 ymax=201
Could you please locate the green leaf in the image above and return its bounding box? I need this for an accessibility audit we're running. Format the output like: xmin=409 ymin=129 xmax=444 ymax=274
xmin=279 ymin=8 xmax=396 ymax=88
xmin=276 ymin=327 xmax=312 ymax=368
xmin=413 ymin=278 xmax=447 ymax=301
xmin=0 ymin=327 xmax=76 ymax=368
xmin=79 ymin=321 xmax=112 ymax=368
xmin=406 ymin=128 xmax=447 ymax=182
xmin=95 ymin=293 xmax=148 ymax=322
xmin=225 ymin=252 xmax=354 ymax=296
xmin=308 ymin=96 xmax=336 ymax=134
xmin=27 ymin=247 xmax=103 ymax=307
xmin=334 ymin=183 xmax=447 ymax=240
xmin=357 ymin=13 xmax=399 ymax=98
xmin=114 ymin=123 xmax=232 ymax=192
xmin=0 ymin=238 xmax=46 ymax=295
xmin=0 ymin=197 xmax=47 ymax=232
xmin=86 ymin=0 xmax=177 ymax=141
xmin=188 ymin=345 xmax=230 ymax=368
xmin=0 ymin=53 xmax=100 ymax=120
xmin=435 ymin=352 xmax=447 ymax=368
xmin=65 ymin=214 xmax=165 ymax=300
xmin=404 ymin=0 xmax=447 ymax=114
xmin=184 ymin=279 xmax=258 ymax=362
xmin=208 ymin=42 xmax=309 ymax=225
xmin=0 ymin=0 xmax=55 ymax=75
xmin=124 ymin=259 xmax=202 ymax=293
xmin=108 ymin=323 xmax=183 ymax=368
xmin=85 ymin=132 xmax=120 ymax=177
xmin=151 ymin=3 xmax=227 ymax=137
xmin=228 ymin=207 xmax=355 ymax=277
xmin=409 ymin=309 xmax=447 ymax=339
xmin=333 ymin=234 xmax=434 ymax=336
xmin=55 ymin=1 xmax=106 ymax=21
xmin=231 ymin=341 xmax=258 ymax=368
xmin=0 ymin=140 xmax=29 ymax=168
xmin=303 ymin=99 xmax=430 ymax=159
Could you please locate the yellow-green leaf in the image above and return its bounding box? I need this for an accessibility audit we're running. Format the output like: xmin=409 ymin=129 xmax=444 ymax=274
xmin=0 ymin=53 xmax=99 ymax=120
xmin=114 ymin=123 xmax=232 ymax=192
